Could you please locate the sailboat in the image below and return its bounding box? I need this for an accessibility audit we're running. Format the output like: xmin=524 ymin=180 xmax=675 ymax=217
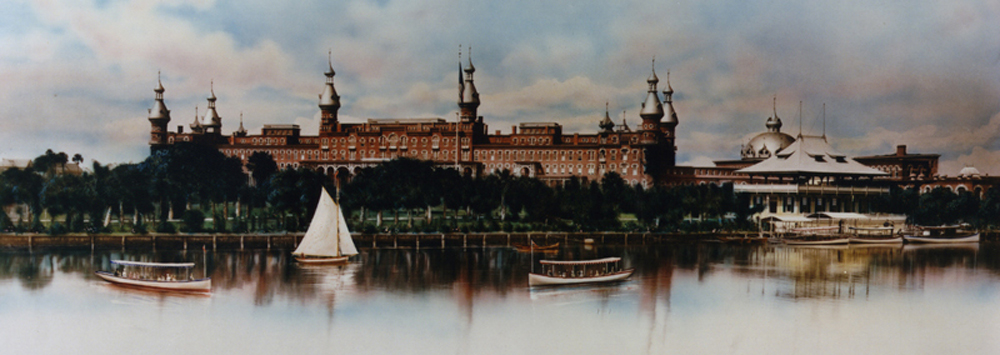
xmin=292 ymin=187 xmax=359 ymax=264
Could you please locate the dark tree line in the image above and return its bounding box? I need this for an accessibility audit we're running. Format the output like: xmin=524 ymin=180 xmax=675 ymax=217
xmin=873 ymin=186 xmax=998 ymax=228
xmin=338 ymin=158 xmax=756 ymax=233
xmin=23 ymin=147 xmax=999 ymax=235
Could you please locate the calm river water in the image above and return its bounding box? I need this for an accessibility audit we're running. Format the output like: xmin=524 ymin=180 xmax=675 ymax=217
xmin=3 ymin=242 xmax=1000 ymax=354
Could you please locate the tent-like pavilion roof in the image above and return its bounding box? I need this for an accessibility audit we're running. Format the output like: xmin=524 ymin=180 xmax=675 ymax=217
xmin=736 ymin=135 xmax=888 ymax=177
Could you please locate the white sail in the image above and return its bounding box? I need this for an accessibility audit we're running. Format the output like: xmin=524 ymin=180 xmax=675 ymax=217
xmin=293 ymin=187 xmax=345 ymax=257
xmin=337 ymin=200 xmax=358 ymax=256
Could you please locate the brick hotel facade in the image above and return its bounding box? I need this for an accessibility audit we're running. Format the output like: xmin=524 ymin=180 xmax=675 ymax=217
xmin=145 ymin=52 xmax=997 ymax=202
xmin=148 ymin=55 xmax=692 ymax=187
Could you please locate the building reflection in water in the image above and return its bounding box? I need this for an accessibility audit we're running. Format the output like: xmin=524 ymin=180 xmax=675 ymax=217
xmin=0 ymin=242 xmax=991 ymax=305
xmin=716 ymin=243 xmax=982 ymax=301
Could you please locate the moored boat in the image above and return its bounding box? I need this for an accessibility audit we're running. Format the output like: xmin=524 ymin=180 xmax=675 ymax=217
xmin=95 ymin=260 xmax=211 ymax=292
xmin=902 ymin=225 xmax=979 ymax=244
xmin=782 ymin=226 xmax=850 ymax=245
xmin=528 ymin=257 xmax=633 ymax=286
xmin=293 ymin=187 xmax=359 ymax=264
xmin=514 ymin=241 xmax=559 ymax=253
xmin=718 ymin=235 xmax=767 ymax=244
xmin=848 ymin=226 xmax=902 ymax=244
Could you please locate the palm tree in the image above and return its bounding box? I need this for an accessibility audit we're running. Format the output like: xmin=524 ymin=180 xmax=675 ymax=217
xmin=40 ymin=173 xmax=88 ymax=232
xmin=0 ymin=167 xmax=43 ymax=228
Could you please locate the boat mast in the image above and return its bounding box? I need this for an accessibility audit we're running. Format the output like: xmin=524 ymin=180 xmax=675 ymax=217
xmin=334 ymin=186 xmax=341 ymax=257
xmin=822 ymin=103 xmax=826 ymax=139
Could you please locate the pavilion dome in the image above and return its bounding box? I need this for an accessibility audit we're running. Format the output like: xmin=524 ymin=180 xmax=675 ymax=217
xmin=742 ymin=103 xmax=794 ymax=160
xmin=958 ymin=166 xmax=981 ymax=178
xmin=742 ymin=129 xmax=794 ymax=160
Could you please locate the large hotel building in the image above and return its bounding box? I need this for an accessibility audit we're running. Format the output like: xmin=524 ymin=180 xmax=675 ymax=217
xmin=149 ymin=54 xmax=686 ymax=188
xmin=145 ymin=52 xmax=997 ymax=215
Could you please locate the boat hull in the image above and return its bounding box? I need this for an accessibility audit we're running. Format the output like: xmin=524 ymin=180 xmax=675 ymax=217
xmin=849 ymin=236 xmax=903 ymax=244
xmin=95 ymin=271 xmax=211 ymax=292
xmin=295 ymin=255 xmax=350 ymax=264
xmin=528 ymin=269 xmax=634 ymax=287
xmin=514 ymin=243 xmax=559 ymax=253
xmin=783 ymin=237 xmax=850 ymax=245
xmin=902 ymin=233 xmax=979 ymax=244
xmin=718 ymin=236 xmax=767 ymax=244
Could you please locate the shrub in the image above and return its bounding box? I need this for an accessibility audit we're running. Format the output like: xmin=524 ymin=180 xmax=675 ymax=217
xmin=214 ymin=212 xmax=226 ymax=232
xmin=157 ymin=221 xmax=177 ymax=234
xmin=0 ymin=212 xmax=11 ymax=232
xmin=230 ymin=218 xmax=247 ymax=233
xmin=48 ymin=222 xmax=67 ymax=235
xmin=181 ymin=210 xmax=206 ymax=233
xmin=30 ymin=219 xmax=45 ymax=233
xmin=132 ymin=222 xmax=148 ymax=235
xmin=70 ymin=214 xmax=86 ymax=233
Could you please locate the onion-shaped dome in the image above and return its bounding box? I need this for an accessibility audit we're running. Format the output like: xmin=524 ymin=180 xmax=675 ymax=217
xmin=202 ymin=83 xmax=221 ymax=127
xmin=599 ymin=103 xmax=615 ymax=132
xmin=639 ymin=63 xmax=664 ymax=120
xmin=319 ymin=53 xmax=341 ymax=109
xmin=662 ymin=71 xmax=677 ymax=126
xmin=461 ymin=56 xmax=479 ymax=104
xmin=148 ymin=73 xmax=170 ymax=120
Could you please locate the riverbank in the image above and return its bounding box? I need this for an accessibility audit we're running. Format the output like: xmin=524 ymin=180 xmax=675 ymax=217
xmin=0 ymin=231 xmax=747 ymax=250
xmin=5 ymin=230 xmax=998 ymax=250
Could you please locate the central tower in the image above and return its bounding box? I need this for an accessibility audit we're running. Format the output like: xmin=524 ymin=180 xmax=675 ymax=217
xmin=458 ymin=48 xmax=480 ymax=123
xmin=318 ymin=51 xmax=341 ymax=135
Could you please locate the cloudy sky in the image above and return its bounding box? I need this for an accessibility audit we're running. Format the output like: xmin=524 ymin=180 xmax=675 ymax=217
xmin=2 ymin=0 xmax=999 ymax=174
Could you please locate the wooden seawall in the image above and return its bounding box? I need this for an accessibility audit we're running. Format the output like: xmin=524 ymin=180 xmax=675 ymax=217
xmin=0 ymin=232 xmax=720 ymax=251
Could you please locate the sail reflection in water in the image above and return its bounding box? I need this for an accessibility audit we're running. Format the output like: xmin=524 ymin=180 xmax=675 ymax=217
xmin=2 ymin=243 xmax=1000 ymax=354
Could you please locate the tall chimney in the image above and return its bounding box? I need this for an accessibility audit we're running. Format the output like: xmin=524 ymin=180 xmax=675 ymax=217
xmin=896 ymin=145 xmax=906 ymax=156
